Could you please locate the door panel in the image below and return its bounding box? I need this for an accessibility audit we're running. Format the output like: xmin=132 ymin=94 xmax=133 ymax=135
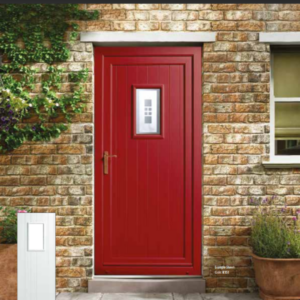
xmin=95 ymin=48 xmax=202 ymax=275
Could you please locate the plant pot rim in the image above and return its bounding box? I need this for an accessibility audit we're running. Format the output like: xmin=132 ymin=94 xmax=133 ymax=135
xmin=252 ymin=252 xmax=300 ymax=262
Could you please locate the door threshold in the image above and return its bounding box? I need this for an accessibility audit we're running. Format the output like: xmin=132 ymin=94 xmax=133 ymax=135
xmin=93 ymin=275 xmax=203 ymax=279
xmin=88 ymin=278 xmax=206 ymax=293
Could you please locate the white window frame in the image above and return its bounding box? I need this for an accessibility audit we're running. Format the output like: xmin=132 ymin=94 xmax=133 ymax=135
xmin=269 ymin=51 xmax=300 ymax=166
xmin=260 ymin=33 xmax=300 ymax=167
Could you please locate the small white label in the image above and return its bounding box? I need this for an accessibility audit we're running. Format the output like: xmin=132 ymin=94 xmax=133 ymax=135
xmin=28 ymin=223 xmax=44 ymax=251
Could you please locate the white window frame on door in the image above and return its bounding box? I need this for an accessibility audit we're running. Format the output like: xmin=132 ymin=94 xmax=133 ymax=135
xmin=260 ymin=32 xmax=300 ymax=168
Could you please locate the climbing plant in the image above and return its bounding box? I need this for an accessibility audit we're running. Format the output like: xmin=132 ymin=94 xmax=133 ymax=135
xmin=0 ymin=4 xmax=98 ymax=152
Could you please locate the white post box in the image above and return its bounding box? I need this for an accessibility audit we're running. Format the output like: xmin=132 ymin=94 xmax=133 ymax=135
xmin=18 ymin=213 xmax=56 ymax=300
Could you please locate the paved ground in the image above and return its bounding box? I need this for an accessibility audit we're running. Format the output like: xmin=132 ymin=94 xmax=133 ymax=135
xmin=56 ymin=293 xmax=261 ymax=300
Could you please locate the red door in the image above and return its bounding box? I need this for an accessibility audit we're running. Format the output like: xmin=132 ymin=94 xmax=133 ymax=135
xmin=95 ymin=47 xmax=202 ymax=276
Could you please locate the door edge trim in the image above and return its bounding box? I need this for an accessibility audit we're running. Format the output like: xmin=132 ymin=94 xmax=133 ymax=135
xmin=93 ymin=275 xmax=203 ymax=279
xmin=94 ymin=47 xmax=203 ymax=277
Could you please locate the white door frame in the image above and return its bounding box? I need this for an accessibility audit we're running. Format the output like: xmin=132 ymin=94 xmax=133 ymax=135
xmin=80 ymin=31 xmax=216 ymax=286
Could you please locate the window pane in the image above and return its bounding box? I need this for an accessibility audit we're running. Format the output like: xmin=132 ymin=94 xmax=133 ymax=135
xmin=136 ymin=89 xmax=160 ymax=135
xmin=276 ymin=140 xmax=300 ymax=155
xmin=274 ymin=53 xmax=300 ymax=98
xmin=275 ymin=102 xmax=300 ymax=155
xmin=28 ymin=223 xmax=44 ymax=251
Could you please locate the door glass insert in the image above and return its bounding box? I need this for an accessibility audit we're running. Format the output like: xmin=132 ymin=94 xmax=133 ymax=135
xmin=28 ymin=223 xmax=44 ymax=251
xmin=136 ymin=88 xmax=160 ymax=135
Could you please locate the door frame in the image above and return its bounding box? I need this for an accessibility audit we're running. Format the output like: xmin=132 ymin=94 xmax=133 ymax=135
xmin=94 ymin=46 xmax=203 ymax=278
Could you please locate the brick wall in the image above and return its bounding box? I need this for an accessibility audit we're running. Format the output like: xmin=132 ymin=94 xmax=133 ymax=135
xmin=0 ymin=47 xmax=94 ymax=292
xmin=2 ymin=3 xmax=300 ymax=293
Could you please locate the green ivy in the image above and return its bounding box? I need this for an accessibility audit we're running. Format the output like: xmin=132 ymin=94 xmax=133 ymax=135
xmin=0 ymin=207 xmax=31 ymax=244
xmin=0 ymin=4 xmax=98 ymax=152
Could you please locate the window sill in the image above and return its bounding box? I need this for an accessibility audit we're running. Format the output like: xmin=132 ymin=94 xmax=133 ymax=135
xmin=263 ymin=161 xmax=300 ymax=168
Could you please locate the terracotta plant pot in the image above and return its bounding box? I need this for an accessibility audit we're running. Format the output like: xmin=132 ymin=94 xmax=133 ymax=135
xmin=0 ymin=244 xmax=17 ymax=300
xmin=252 ymin=253 xmax=300 ymax=300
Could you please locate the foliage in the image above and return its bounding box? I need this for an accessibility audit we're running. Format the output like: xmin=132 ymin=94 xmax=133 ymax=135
xmin=0 ymin=4 xmax=98 ymax=152
xmin=0 ymin=207 xmax=30 ymax=244
xmin=250 ymin=197 xmax=300 ymax=258
xmin=69 ymin=69 xmax=89 ymax=84
xmin=0 ymin=4 xmax=98 ymax=66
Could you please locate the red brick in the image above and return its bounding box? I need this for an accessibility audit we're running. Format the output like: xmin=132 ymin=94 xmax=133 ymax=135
xmin=56 ymin=258 xmax=72 ymax=267
xmin=56 ymin=278 xmax=68 ymax=288
xmin=225 ymin=11 xmax=252 ymax=20
xmin=56 ymin=267 xmax=86 ymax=278
xmin=0 ymin=156 xmax=10 ymax=165
xmin=58 ymin=207 xmax=87 ymax=216
xmin=0 ymin=177 xmax=19 ymax=186
xmin=218 ymin=278 xmax=247 ymax=288
xmin=206 ymin=278 xmax=218 ymax=288
xmin=68 ymin=237 xmax=93 ymax=246
xmin=212 ymin=21 xmax=237 ymax=31
xmin=238 ymin=21 xmax=265 ymax=31
xmin=32 ymin=186 xmax=56 ymax=196
xmin=11 ymin=145 xmax=30 ymax=154
xmin=212 ymin=4 xmax=237 ymax=10
xmin=236 ymin=267 xmax=255 ymax=277
xmin=5 ymin=187 xmax=31 ymax=196
xmin=87 ymin=4 xmax=112 ymax=9
xmin=217 ymin=237 xmax=229 ymax=246
xmin=204 ymin=176 xmax=227 ymax=185
xmin=237 ymin=4 xmax=265 ymax=10
xmin=56 ymin=227 xmax=86 ymax=236
xmin=204 ymin=237 xmax=216 ymax=246
xmin=31 ymin=145 xmax=57 ymax=154
xmin=208 ymin=125 xmax=232 ymax=134
xmin=235 ymin=227 xmax=251 ymax=236
xmin=36 ymin=198 xmax=50 ymax=206
xmin=30 ymin=166 xmax=57 ymax=175
xmin=203 ymin=53 xmax=228 ymax=62
xmin=212 ymin=208 xmax=238 ymax=216
xmin=217 ymin=197 xmax=231 ymax=206
xmin=212 ymin=145 xmax=237 ymax=154
xmin=58 ymin=145 xmax=85 ymax=154
xmin=229 ymin=237 xmax=248 ymax=246
xmin=204 ymin=155 xmax=218 ymax=165
xmin=56 ymin=237 xmax=68 ymax=246
xmin=10 ymin=198 xmax=25 ymax=206
xmin=233 ymin=247 xmax=252 ymax=256
xmin=208 ymin=247 xmax=233 ymax=257
xmin=225 ymin=257 xmax=252 ymax=267
xmin=238 ymin=145 xmax=264 ymax=154
xmin=286 ymin=196 xmax=300 ymax=206
xmin=212 ymin=84 xmax=239 ymax=93
xmin=74 ymin=217 xmax=92 ymax=226
xmin=20 ymin=176 xmax=46 ymax=185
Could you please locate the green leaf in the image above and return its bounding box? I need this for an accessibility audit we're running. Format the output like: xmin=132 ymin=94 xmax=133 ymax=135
xmin=0 ymin=4 xmax=94 ymax=152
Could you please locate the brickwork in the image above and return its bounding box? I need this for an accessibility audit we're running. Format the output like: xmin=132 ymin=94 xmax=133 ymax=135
xmin=1 ymin=3 xmax=300 ymax=293
xmin=0 ymin=45 xmax=94 ymax=292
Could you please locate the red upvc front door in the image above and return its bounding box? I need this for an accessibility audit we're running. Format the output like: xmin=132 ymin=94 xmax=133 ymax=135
xmin=95 ymin=47 xmax=202 ymax=276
